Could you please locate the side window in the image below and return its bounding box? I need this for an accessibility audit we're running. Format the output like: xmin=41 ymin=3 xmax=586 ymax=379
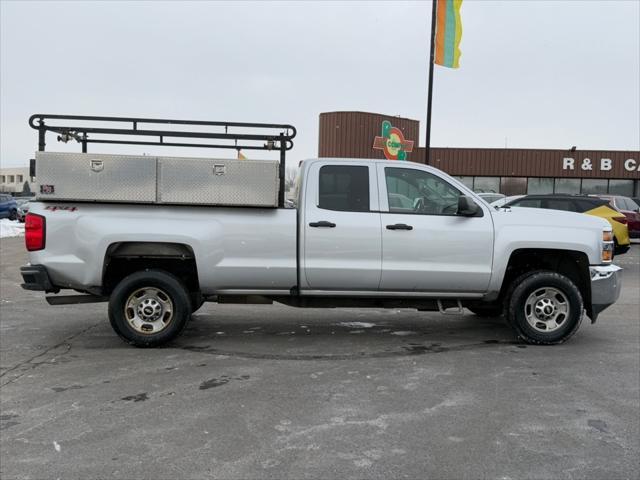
xmin=512 ymin=199 xmax=542 ymax=208
xmin=544 ymin=199 xmax=578 ymax=212
xmin=318 ymin=165 xmax=369 ymax=212
xmin=385 ymin=168 xmax=462 ymax=215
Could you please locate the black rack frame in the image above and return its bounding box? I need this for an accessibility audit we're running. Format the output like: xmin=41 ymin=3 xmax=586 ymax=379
xmin=29 ymin=114 xmax=297 ymax=207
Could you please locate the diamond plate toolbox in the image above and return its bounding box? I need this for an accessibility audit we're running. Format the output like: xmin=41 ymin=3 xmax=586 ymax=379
xmin=35 ymin=152 xmax=157 ymax=203
xmin=157 ymin=157 xmax=279 ymax=207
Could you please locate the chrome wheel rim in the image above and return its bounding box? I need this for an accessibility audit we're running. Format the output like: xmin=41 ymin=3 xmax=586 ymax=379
xmin=125 ymin=287 xmax=174 ymax=334
xmin=524 ymin=287 xmax=569 ymax=333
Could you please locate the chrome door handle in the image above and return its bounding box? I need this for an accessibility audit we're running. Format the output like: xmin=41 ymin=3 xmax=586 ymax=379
xmin=386 ymin=223 xmax=413 ymax=230
xmin=309 ymin=221 xmax=336 ymax=228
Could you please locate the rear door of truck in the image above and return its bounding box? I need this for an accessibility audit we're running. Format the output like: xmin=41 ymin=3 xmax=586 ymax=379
xmin=300 ymin=161 xmax=382 ymax=291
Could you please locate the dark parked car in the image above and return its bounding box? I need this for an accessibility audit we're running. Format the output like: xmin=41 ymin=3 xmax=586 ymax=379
xmin=0 ymin=194 xmax=18 ymax=220
xmin=504 ymin=194 xmax=631 ymax=254
xmin=596 ymin=195 xmax=640 ymax=239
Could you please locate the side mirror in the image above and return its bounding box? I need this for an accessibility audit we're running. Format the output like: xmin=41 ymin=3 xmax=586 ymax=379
xmin=457 ymin=195 xmax=481 ymax=217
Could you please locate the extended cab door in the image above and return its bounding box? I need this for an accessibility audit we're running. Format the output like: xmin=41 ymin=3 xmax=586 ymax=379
xmin=301 ymin=162 xmax=382 ymax=291
xmin=377 ymin=164 xmax=494 ymax=293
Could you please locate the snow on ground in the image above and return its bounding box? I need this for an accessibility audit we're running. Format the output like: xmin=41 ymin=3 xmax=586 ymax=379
xmin=0 ymin=219 xmax=25 ymax=238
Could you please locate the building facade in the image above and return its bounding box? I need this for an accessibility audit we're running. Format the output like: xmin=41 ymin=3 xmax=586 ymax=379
xmin=0 ymin=167 xmax=35 ymax=194
xmin=318 ymin=111 xmax=640 ymax=197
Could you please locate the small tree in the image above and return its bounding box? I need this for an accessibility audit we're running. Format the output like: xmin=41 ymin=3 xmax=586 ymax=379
xmin=285 ymin=168 xmax=298 ymax=192
xmin=23 ymin=181 xmax=31 ymax=194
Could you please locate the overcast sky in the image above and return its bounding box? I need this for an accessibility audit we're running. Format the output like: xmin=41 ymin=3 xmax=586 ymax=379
xmin=1 ymin=0 xmax=639 ymax=168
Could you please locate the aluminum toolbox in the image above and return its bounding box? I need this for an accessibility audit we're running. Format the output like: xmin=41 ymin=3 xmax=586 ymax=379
xmin=34 ymin=151 xmax=280 ymax=207
xmin=35 ymin=152 xmax=157 ymax=203
xmin=157 ymin=157 xmax=279 ymax=207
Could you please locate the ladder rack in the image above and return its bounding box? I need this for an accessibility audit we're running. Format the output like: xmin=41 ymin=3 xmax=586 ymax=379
xmin=29 ymin=114 xmax=297 ymax=207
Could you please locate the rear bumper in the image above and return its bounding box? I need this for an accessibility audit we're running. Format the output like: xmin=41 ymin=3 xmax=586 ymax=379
xmin=20 ymin=265 xmax=59 ymax=293
xmin=589 ymin=264 xmax=622 ymax=322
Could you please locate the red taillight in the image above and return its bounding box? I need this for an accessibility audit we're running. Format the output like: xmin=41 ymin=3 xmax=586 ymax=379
xmin=25 ymin=213 xmax=45 ymax=251
xmin=612 ymin=216 xmax=628 ymax=225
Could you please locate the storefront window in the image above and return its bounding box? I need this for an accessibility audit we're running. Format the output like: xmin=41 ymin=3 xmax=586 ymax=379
xmin=473 ymin=177 xmax=500 ymax=193
xmin=500 ymin=177 xmax=527 ymax=196
xmin=455 ymin=176 xmax=474 ymax=190
xmin=554 ymin=178 xmax=581 ymax=194
xmin=527 ymin=178 xmax=553 ymax=194
xmin=608 ymin=179 xmax=634 ymax=196
xmin=581 ymin=179 xmax=608 ymax=194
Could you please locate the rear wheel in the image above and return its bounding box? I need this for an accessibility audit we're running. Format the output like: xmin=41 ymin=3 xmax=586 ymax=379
xmin=108 ymin=269 xmax=191 ymax=347
xmin=8 ymin=209 xmax=17 ymax=221
xmin=505 ymin=271 xmax=583 ymax=345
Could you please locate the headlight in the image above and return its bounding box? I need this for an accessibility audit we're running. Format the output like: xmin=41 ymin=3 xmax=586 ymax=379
xmin=602 ymin=230 xmax=614 ymax=263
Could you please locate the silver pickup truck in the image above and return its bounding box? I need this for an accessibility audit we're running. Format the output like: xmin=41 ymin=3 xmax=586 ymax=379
xmin=20 ymin=115 xmax=622 ymax=348
xmin=21 ymin=156 xmax=624 ymax=348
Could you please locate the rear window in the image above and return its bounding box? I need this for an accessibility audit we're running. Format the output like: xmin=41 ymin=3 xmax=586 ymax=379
xmin=318 ymin=165 xmax=370 ymax=212
xmin=621 ymin=197 xmax=638 ymax=210
xmin=574 ymin=198 xmax=608 ymax=212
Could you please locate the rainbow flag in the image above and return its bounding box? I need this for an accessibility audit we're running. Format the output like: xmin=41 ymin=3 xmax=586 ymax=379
xmin=435 ymin=0 xmax=463 ymax=69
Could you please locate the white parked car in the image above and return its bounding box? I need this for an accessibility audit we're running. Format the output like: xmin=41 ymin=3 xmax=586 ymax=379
xmin=476 ymin=192 xmax=505 ymax=204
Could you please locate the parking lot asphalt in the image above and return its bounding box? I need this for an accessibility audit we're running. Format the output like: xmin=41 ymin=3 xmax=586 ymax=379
xmin=1 ymin=236 xmax=638 ymax=480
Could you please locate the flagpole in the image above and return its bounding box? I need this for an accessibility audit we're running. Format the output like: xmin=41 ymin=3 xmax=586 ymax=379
xmin=425 ymin=0 xmax=437 ymax=166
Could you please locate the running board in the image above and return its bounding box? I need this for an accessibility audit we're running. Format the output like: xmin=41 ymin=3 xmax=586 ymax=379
xmin=46 ymin=295 xmax=108 ymax=305
xmin=437 ymin=299 xmax=464 ymax=315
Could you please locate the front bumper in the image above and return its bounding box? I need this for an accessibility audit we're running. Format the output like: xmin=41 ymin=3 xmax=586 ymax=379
xmin=20 ymin=265 xmax=59 ymax=293
xmin=589 ymin=264 xmax=622 ymax=322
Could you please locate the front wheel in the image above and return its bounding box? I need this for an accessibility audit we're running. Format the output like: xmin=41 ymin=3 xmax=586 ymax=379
xmin=8 ymin=209 xmax=17 ymax=221
xmin=108 ymin=270 xmax=192 ymax=347
xmin=505 ymin=271 xmax=584 ymax=345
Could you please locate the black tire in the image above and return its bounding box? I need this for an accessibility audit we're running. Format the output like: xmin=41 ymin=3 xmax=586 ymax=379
xmin=108 ymin=269 xmax=191 ymax=347
xmin=190 ymin=292 xmax=205 ymax=313
xmin=505 ymin=271 xmax=583 ymax=345
xmin=467 ymin=304 xmax=504 ymax=317
xmin=8 ymin=209 xmax=17 ymax=221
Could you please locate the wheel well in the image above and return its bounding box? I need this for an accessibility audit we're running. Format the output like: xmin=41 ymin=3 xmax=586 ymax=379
xmin=500 ymin=249 xmax=591 ymax=316
xmin=102 ymin=242 xmax=199 ymax=296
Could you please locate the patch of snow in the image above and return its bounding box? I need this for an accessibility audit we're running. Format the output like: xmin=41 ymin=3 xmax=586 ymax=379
xmin=53 ymin=441 xmax=61 ymax=452
xmin=0 ymin=219 xmax=24 ymax=238
xmin=338 ymin=322 xmax=376 ymax=328
xmin=391 ymin=331 xmax=417 ymax=336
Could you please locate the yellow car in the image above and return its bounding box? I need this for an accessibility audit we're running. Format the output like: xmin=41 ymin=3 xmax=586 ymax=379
xmin=504 ymin=195 xmax=631 ymax=255
xmin=586 ymin=203 xmax=630 ymax=254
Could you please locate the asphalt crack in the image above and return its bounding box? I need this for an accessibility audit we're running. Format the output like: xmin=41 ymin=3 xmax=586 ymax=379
xmin=0 ymin=321 xmax=102 ymax=387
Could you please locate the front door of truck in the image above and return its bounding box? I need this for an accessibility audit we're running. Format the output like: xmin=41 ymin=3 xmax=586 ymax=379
xmin=302 ymin=162 xmax=382 ymax=291
xmin=377 ymin=164 xmax=494 ymax=293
